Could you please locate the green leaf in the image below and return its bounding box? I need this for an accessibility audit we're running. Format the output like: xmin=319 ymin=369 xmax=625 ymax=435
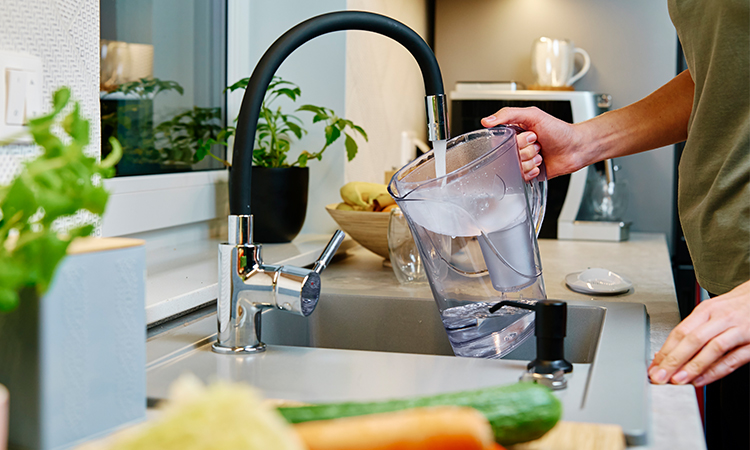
xmin=100 ymin=137 xmax=123 ymax=169
xmin=0 ymin=86 xmax=126 ymax=314
xmin=285 ymin=122 xmax=304 ymax=140
xmin=62 ymin=104 xmax=90 ymax=147
xmin=224 ymin=77 xmax=249 ymax=93
xmin=276 ymin=88 xmax=299 ymax=101
xmin=297 ymin=152 xmax=309 ymax=168
xmin=81 ymin=187 xmax=110 ymax=216
xmin=344 ymin=133 xmax=358 ymax=161
xmin=28 ymin=88 xmax=70 ymax=128
xmin=325 ymin=125 xmax=341 ymax=146
xmin=352 ymin=124 xmax=368 ymax=141
xmin=297 ymin=104 xmax=324 ymax=114
xmin=32 ymin=232 xmax=69 ymax=292
xmin=2 ymin=177 xmax=37 ymax=221
xmin=0 ymin=258 xmax=27 ymax=289
xmin=52 ymin=87 xmax=71 ymax=112
xmin=194 ymin=140 xmax=210 ymax=163
xmin=0 ymin=288 xmax=19 ymax=313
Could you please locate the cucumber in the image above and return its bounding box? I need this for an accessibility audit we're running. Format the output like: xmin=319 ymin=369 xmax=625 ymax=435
xmin=278 ymin=382 xmax=561 ymax=445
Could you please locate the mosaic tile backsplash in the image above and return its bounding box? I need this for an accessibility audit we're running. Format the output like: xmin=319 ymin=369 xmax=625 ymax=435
xmin=0 ymin=0 xmax=100 ymax=185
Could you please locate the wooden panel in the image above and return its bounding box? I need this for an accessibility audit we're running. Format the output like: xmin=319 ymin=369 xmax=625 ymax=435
xmin=67 ymin=237 xmax=145 ymax=255
xmin=510 ymin=421 xmax=626 ymax=450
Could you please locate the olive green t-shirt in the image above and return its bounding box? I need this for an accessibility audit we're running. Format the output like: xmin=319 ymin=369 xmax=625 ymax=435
xmin=668 ymin=0 xmax=750 ymax=294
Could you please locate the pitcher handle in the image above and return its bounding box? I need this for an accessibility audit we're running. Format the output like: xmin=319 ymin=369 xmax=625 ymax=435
xmin=502 ymin=124 xmax=548 ymax=237
xmin=528 ymin=162 xmax=547 ymax=237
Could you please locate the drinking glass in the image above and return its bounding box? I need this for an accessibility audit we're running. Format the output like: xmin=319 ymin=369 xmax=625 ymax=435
xmin=387 ymin=207 xmax=426 ymax=284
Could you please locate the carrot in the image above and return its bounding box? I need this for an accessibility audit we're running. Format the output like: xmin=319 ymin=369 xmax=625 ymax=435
xmin=292 ymin=406 xmax=496 ymax=450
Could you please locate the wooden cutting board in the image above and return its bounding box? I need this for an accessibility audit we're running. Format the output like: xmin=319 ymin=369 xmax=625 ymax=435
xmin=509 ymin=421 xmax=626 ymax=450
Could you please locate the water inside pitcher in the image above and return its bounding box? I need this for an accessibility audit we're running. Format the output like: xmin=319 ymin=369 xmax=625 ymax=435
xmin=388 ymin=126 xmax=547 ymax=358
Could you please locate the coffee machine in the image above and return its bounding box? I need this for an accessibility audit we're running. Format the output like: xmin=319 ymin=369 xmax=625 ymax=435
xmin=450 ymin=84 xmax=630 ymax=241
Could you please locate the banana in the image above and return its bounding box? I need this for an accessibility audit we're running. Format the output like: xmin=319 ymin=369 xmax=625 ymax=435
xmin=336 ymin=202 xmax=366 ymax=211
xmin=340 ymin=182 xmax=389 ymax=208
xmin=373 ymin=192 xmax=395 ymax=211
xmin=336 ymin=202 xmax=355 ymax=211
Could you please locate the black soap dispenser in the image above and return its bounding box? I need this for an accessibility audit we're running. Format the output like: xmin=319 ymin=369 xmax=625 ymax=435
xmin=490 ymin=299 xmax=573 ymax=374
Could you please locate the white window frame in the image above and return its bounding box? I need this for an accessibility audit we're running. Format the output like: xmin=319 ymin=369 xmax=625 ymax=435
xmin=99 ymin=1 xmax=339 ymax=325
xmin=100 ymin=170 xmax=228 ymax=237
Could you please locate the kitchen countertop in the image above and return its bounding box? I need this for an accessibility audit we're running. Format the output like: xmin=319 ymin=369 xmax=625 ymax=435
xmin=319 ymin=232 xmax=705 ymax=450
xmin=144 ymin=232 xmax=705 ymax=449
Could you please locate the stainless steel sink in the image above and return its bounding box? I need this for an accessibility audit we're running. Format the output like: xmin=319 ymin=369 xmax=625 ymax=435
xmin=261 ymin=295 xmax=605 ymax=364
xmin=147 ymin=295 xmax=649 ymax=446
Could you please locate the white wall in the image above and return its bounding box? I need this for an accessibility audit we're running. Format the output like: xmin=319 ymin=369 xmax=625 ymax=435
xmin=435 ymin=0 xmax=678 ymax=246
xmin=344 ymin=0 xmax=428 ymax=185
xmin=0 ymin=0 xmax=101 ymax=185
xmin=227 ymin=0 xmax=348 ymax=236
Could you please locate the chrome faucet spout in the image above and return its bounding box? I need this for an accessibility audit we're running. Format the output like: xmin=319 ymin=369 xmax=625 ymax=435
xmin=230 ymin=11 xmax=448 ymax=216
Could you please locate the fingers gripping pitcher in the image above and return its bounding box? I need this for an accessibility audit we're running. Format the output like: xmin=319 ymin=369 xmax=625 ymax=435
xmin=388 ymin=126 xmax=547 ymax=359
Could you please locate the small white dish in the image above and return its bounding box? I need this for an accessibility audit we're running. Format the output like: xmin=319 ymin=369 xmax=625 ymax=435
xmin=565 ymin=268 xmax=632 ymax=295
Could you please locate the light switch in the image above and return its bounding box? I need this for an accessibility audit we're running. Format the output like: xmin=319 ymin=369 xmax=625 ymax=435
xmin=25 ymin=72 xmax=42 ymax=119
xmin=0 ymin=50 xmax=43 ymax=143
xmin=6 ymin=69 xmax=27 ymax=126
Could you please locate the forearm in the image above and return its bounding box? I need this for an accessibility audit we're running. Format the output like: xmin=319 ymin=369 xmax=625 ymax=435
xmin=576 ymin=69 xmax=694 ymax=164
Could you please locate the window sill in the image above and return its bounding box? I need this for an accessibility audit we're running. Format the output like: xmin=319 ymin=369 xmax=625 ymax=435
xmin=102 ymin=170 xmax=228 ymax=237
xmin=145 ymin=233 xmax=352 ymax=325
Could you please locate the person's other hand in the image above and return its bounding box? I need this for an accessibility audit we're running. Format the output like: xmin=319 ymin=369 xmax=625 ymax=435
xmin=481 ymin=107 xmax=588 ymax=180
xmin=648 ymin=280 xmax=750 ymax=387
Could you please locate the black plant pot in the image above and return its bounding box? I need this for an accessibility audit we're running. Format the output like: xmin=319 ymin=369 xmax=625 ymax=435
xmin=250 ymin=166 xmax=309 ymax=243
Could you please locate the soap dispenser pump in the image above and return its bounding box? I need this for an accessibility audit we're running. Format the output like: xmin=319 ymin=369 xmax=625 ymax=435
xmin=490 ymin=299 xmax=573 ymax=374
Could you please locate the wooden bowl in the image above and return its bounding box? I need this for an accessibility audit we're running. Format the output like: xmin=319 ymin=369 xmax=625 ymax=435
xmin=325 ymin=204 xmax=391 ymax=259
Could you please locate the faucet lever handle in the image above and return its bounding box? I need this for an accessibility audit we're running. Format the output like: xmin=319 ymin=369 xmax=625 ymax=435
xmin=313 ymin=230 xmax=346 ymax=274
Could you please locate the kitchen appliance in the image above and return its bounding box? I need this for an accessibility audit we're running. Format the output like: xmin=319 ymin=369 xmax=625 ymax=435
xmin=531 ymin=37 xmax=590 ymax=88
xmin=450 ymin=87 xmax=629 ymax=241
xmin=388 ymin=126 xmax=547 ymax=359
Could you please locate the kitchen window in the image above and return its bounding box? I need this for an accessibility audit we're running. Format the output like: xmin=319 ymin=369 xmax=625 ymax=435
xmin=99 ymin=0 xmax=229 ymax=237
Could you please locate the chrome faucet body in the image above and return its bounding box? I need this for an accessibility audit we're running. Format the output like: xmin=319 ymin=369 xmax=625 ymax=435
xmin=213 ymin=215 xmax=345 ymax=354
xmin=214 ymin=11 xmax=448 ymax=354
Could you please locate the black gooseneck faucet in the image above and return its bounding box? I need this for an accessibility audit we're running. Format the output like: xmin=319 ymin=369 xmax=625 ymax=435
xmin=213 ymin=11 xmax=449 ymax=354
xmin=230 ymin=10 xmax=448 ymax=215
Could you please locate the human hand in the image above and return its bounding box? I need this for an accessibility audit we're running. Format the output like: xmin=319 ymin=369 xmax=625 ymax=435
xmin=648 ymin=280 xmax=750 ymax=387
xmin=481 ymin=107 xmax=589 ymax=180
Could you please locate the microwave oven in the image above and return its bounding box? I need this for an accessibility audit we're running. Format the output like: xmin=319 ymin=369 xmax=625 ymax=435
xmin=449 ymin=87 xmax=628 ymax=241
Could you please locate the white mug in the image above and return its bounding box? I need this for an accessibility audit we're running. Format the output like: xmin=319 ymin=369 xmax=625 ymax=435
xmin=531 ymin=37 xmax=590 ymax=87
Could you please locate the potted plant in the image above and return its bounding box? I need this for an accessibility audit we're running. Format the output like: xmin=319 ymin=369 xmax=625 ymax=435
xmin=0 ymin=88 xmax=147 ymax=449
xmin=153 ymin=105 xmax=223 ymax=171
xmin=101 ymin=77 xmax=225 ymax=175
xmin=101 ymin=77 xmax=183 ymax=175
xmin=198 ymin=76 xmax=368 ymax=243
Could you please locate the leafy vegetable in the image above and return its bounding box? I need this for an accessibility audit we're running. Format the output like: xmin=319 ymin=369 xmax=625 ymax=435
xmin=198 ymin=76 xmax=367 ymax=168
xmin=0 ymin=87 xmax=121 ymax=312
